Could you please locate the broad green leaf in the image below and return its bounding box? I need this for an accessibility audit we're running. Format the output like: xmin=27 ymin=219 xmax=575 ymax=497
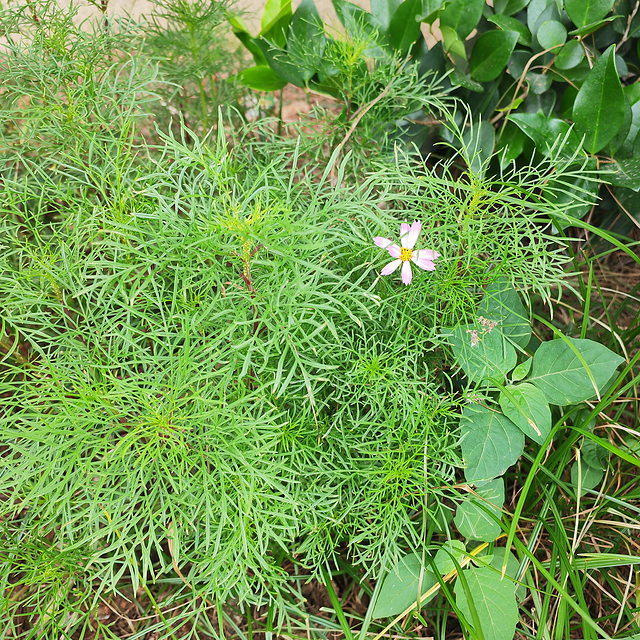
xmin=238 ymin=66 xmax=287 ymax=91
xmin=229 ymin=16 xmax=268 ymax=65
xmin=449 ymin=69 xmax=484 ymax=92
xmin=454 ymin=478 xmax=505 ymax=540
xmin=573 ymin=44 xmax=625 ymax=153
xmin=495 ymin=0 xmax=530 ymax=16
xmin=261 ymin=0 xmax=293 ymax=46
xmin=509 ymin=111 xmax=582 ymax=158
xmin=460 ymin=404 xmax=524 ymax=481
xmin=529 ymin=336 xmax=625 ymax=406
xmin=499 ymin=382 xmax=551 ymax=444
xmin=388 ymin=0 xmax=423 ymax=55
xmin=536 ymin=20 xmax=567 ymax=49
xmin=606 ymin=157 xmax=640 ymax=190
xmin=522 ymin=89 xmax=556 ymax=117
xmin=582 ymin=436 xmax=609 ymax=469
xmin=470 ymin=30 xmax=520 ymax=82
xmin=289 ymin=0 xmax=326 ymax=81
xmin=625 ymin=82 xmax=640 ymax=106
xmin=333 ymin=0 xmax=385 ymax=57
xmin=434 ymin=540 xmax=467 ymax=574
xmin=607 ymin=93 xmax=633 ymax=156
xmin=554 ymin=38 xmax=584 ymax=70
xmin=372 ymin=553 xmax=437 ymax=618
xmin=511 ymin=358 xmax=532 ymax=381
xmin=543 ymin=158 xmax=599 ymax=226
xmin=487 ymin=14 xmax=532 ymax=46
xmin=441 ymin=24 xmax=467 ymax=63
xmin=370 ymin=0 xmax=402 ymax=32
xmin=440 ymin=0 xmax=484 ymax=39
xmin=448 ymin=319 xmax=517 ymax=383
xmin=261 ymin=0 xmax=292 ymax=32
xmin=488 ymin=548 xmax=525 ymax=599
xmin=455 ymin=566 xmax=519 ymax=640
xmin=255 ymin=40 xmax=307 ymax=86
xmin=568 ymin=15 xmax=623 ymax=36
xmin=570 ymin=460 xmax=604 ymax=495
xmin=462 ymin=120 xmax=496 ymax=177
xmin=527 ymin=0 xmax=552 ymax=32
xmin=565 ymin=0 xmax=615 ymax=28
xmin=496 ymin=121 xmax=527 ymax=169
xmin=291 ymin=0 xmax=324 ymax=44
xmin=478 ymin=280 xmax=531 ymax=349
xmin=334 ymin=0 xmax=383 ymax=35
xmin=418 ymin=0 xmax=446 ymax=23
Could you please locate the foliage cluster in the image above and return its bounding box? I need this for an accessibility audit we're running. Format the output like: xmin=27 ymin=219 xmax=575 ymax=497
xmin=0 ymin=1 xmax=639 ymax=639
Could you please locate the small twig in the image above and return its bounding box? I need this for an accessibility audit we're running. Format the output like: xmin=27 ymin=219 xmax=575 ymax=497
xmin=617 ymin=1 xmax=640 ymax=52
xmin=327 ymin=78 xmax=395 ymax=179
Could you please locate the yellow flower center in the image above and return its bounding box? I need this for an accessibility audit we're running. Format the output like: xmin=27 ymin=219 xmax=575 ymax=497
xmin=400 ymin=247 xmax=412 ymax=262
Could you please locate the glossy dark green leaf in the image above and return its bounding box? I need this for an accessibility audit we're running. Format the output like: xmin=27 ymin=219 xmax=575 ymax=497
xmin=509 ymin=111 xmax=582 ymax=157
xmin=449 ymin=68 xmax=484 ymax=92
xmin=261 ymin=0 xmax=292 ymax=32
xmin=470 ymin=30 xmax=520 ymax=82
xmin=565 ymin=0 xmax=615 ymax=28
xmin=618 ymin=97 xmax=640 ymax=158
xmin=454 ymin=479 xmax=505 ymax=540
xmin=487 ymin=14 xmax=532 ymax=46
xmin=370 ymin=0 xmax=402 ymax=32
xmin=388 ymin=0 xmax=423 ymax=55
xmin=608 ymin=94 xmax=632 ymax=156
xmin=568 ymin=15 xmax=622 ymax=36
xmin=537 ymin=20 xmax=567 ymax=49
xmin=460 ymin=404 xmax=525 ymax=482
xmin=495 ymin=0 xmax=530 ymax=16
xmin=627 ymin=82 xmax=640 ymax=106
xmin=497 ymin=121 xmax=527 ymax=169
xmin=523 ymin=89 xmax=556 ymax=117
xmin=543 ymin=158 xmax=599 ymax=225
xmin=238 ymin=65 xmax=287 ymax=91
xmin=372 ymin=553 xmax=437 ymax=618
xmin=255 ymin=40 xmax=307 ymax=86
xmin=229 ymin=15 xmax=269 ymax=65
xmin=332 ymin=0 xmax=385 ymax=57
xmin=572 ymin=44 xmax=625 ymax=153
xmin=554 ymin=39 xmax=584 ymax=70
xmin=530 ymin=1 xmax=561 ymax=39
xmin=528 ymin=71 xmax=553 ymax=94
xmin=261 ymin=0 xmax=293 ymax=46
xmin=440 ymin=0 xmax=484 ymax=39
xmin=463 ymin=120 xmax=496 ymax=177
xmin=605 ymin=157 xmax=640 ymax=190
xmin=288 ymin=0 xmax=325 ymax=81
xmin=529 ymin=336 xmax=625 ymax=406
xmin=418 ymin=0 xmax=446 ymax=23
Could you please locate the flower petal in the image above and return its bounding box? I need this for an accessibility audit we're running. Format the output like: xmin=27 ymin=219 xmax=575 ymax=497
xmin=400 ymin=222 xmax=410 ymax=239
xmin=403 ymin=220 xmax=422 ymax=250
xmin=380 ymin=259 xmax=401 ymax=275
xmin=412 ymin=257 xmax=435 ymax=271
xmin=401 ymin=260 xmax=413 ymax=285
xmin=413 ymin=248 xmax=440 ymax=262
xmin=374 ymin=236 xmax=393 ymax=249
xmin=386 ymin=244 xmax=401 ymax=259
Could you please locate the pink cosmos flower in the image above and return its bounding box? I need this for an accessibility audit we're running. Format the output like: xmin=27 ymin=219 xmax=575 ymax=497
xmin=374 ymin=220 xmax=439 ymax=286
